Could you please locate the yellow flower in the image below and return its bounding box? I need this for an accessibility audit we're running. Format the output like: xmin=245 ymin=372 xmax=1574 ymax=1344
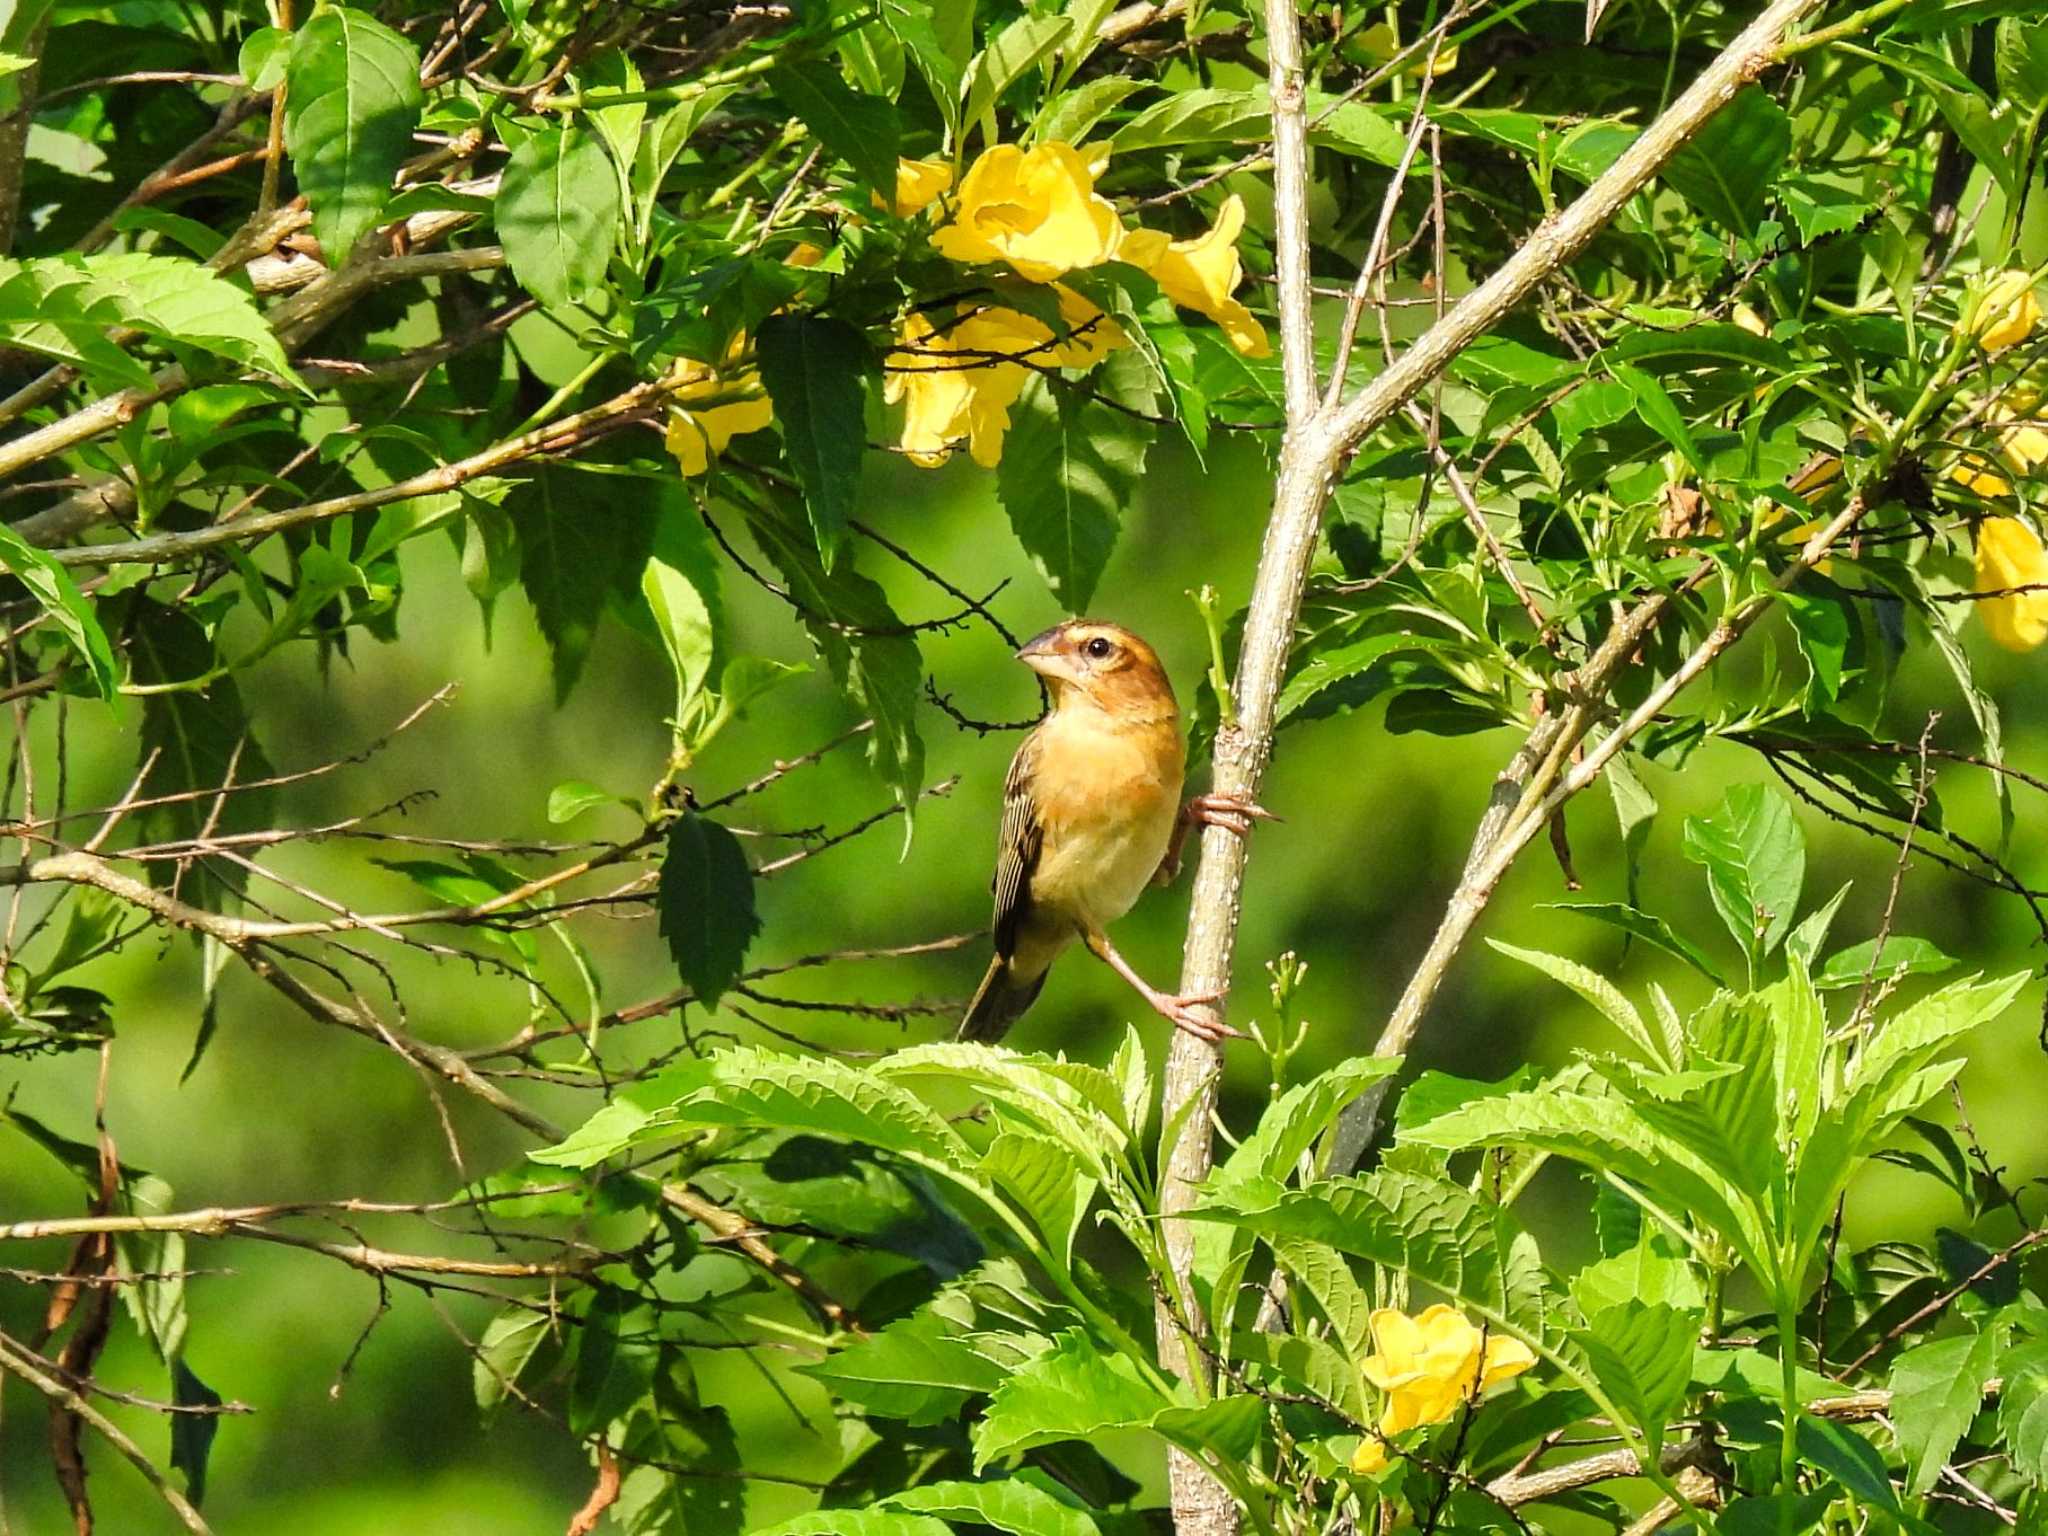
xmin=931 ymin=141 xmax=1123 ymax=282
xmin=883 ymin=293 xmax=1126 ymax=468
xmin=664 ymin=349 xmax=773 ymax=477
xmin=1948 ymin=397 xmax=2048 ymax=499
xmin=786 ymin=241 xmax=828 ymax=269
xmin=878 ymin=156 xmax=954 ymax=218
xmin=1121 ymin=195 xmax=1270 ymax=357
xmin=1349 ymin=20 xmax=1460 ymax=74
xmin=1968 ymin=270 xmax=2042 ymax=353
xmin=1733 ymin=303 xmax=1769 ymax=337
xmin=1350 ymin=1436 xmax=1389 ymax=1476
xmin=1360 ymin=1305 xmax=1535 ymax=1437
xmin=1974 ymin=516 xmax=2048 ymax=652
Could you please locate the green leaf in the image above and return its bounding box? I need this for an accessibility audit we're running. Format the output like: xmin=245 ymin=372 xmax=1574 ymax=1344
xmin=239 ymin=26 xmax=289 ymax=91
xmin=1573 ymin=1301 xmax=1700 ymax=1450
xmin=474 ymin=1304 xmax=552 ymax=1414
xmin=744 ymin=498 xmax=924 ymax=826
xmin=971 ymin=1331 xmax=1170 ymax=1468
xmin=1544 ymin=902 xmax=1725 ymax=985
xmin=770 ymin=57 xmax=900 ymax=196
xmin=546 ymin=780 xmax=620 ymax=825
xmin=0 ymin=251 xmax=297 ymax=386
xmin=1996 ymin=1340 xmax=2048 ymax=1482
xmin=1811 ymin=937 xmax=1957 ymax=990
xmin=964 ymin=13 xmax=1071 ymax=131
xmin=642 ymin=556 xmax=716 ymax=738
xmin=1402 ymin=1079 xmax=1771 ymax=1280
xmin=571 ymin=1287 xmax=659 ymax=1434
xmin=881 ymin=0 xmax=965 ymax=137
xmin=801 ymin=1307 xmax=1008 ymax=1425
xmin=996 ymin=377 xmax=1149 ymax=611
xmin=1680 ymin=784 xmax=1805 ymax=975
xmin=1795 ymin=1414 xmax=1899 ymax=1512
xmin=656 ymin=812 xmax=758 ymax=1007
xmin=1611 ymin=362 xmax=1706 ymax=474
xmin=283 ymin=7 xmax=424 ymax=260
xmin=755 ymin=1513 xmax=950 ymax=1536
xmin=1888 ymin=1328 xmax=1999 ymax=1494
xmin=1660 ymin=86 xmax=1790 ymax=235
xmin=506 ymin=465 xmax=659 ymax=702
xmin=0 ymin=522 xmax=117 ymax=698
xmin=755 ymin=314 xmax=872 ymax=567
xmin=1996 ymin=16 xmax=2048 ymax=108
xmin=498 ymin=123 xmax=621 ymax=309
xmin=881 ymin=1478 xmax=1101 ymax=1536
xmin=169 ymin=1360 xmax=221 ymax=1507
xmin=1191 ymin=1170 xmax=1573 ymax=1355
xmin=1488 ymin=939 xmax=1671 ymax=1068
xmin=1780 ymin=592 xmax=1848 ymax=705
xmin=1035 ymin=76 xmax=1142 ymax=146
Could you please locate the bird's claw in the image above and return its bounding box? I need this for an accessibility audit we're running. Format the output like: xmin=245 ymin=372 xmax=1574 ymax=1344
xmin=1152 ymin=988 xmax=1244 ymax=1043
xmin=1183 ymin=792 xmax=1281 ymax=841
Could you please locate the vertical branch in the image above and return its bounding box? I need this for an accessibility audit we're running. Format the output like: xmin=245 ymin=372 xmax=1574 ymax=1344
xmin=0 ymin=1 xmax=52 ymax=255
xmin=1154 ymin=6 xmax=1334 ymax=1534
xmin=1155 ymin=0 xmax=1833 ymax=1527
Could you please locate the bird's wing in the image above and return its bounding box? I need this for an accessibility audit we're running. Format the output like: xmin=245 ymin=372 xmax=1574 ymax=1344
xmin=990 ymin=728 xmax=1044 ymax=958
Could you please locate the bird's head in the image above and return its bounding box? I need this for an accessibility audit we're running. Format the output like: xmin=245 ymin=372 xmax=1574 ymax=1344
xmin=1016 ymin=620 xmax=1177 ymax=720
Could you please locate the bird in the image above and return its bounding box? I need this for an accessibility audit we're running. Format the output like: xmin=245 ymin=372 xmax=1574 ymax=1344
xmin=958 ymin=619 xmax=1273 ymax=1045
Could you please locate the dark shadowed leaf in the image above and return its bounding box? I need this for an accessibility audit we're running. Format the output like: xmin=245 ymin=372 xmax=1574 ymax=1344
xmin=1661 ymin=87 xmax=1789 ymax=235
xmin=657 ymin=812 xmax=758 ymax=1006
xmin=769 ymin=57 xmax=900 ymax=195
xmin=170 ymin=1360 xmax=221 ymax=1507
xmin=756 ymin=314 xmax=872 ymax=566
xmin=506 ymin=464 xmax=660 ymax=702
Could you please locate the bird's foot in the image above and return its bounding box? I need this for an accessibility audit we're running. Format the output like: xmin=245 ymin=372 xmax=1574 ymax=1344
xmin=1145 ymin=985 xmax=1244 ymax=1043
xmin=1182 ymin=792 xmax=1281 ymax=840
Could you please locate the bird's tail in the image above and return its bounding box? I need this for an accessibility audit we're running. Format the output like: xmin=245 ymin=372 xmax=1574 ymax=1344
xmin=958 ymin=953 xmax=1049 ymax=1044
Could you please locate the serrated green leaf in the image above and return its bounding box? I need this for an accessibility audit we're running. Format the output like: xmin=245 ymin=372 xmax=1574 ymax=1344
xmin=1488 ymin=939 xmax=1669 ymax=1067
xmin=996 ymin=377 xmax=1148 ymax=610
xmin=284 ymin=7 xmax=423 ymax=259
xmin=881 ymin=1477 xmax=1101 ymax=1536
xmin=1888 ymin=1328 xmax=1999 ymax=1494
xmin=756 ymin=314 xmax=871 ymax=567
xmin=1680 ymin=783 xmax=1805 ymax=975
xmin=1573 ymin=1300 xmax=1699 ymax=1450
xmin=0 ymin=251 xmax=296 ymax=387
xmin=971 ymin=1330 xmax=1169 ymax=1467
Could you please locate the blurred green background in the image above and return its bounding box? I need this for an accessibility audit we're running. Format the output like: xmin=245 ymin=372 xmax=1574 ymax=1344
xmin=4 ymin=411 xmax=2045 ymax=1531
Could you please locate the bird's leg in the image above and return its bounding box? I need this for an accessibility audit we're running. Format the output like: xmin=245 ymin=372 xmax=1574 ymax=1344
xmin=1156 ymin=791 xmax=1281 ymax=882
xmin=1084 ymin=931 xmax=1244 ymax=1042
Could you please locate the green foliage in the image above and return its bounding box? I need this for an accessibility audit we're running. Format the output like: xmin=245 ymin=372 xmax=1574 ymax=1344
xmin=6 ymin=0 xmax=2048 ymax=1530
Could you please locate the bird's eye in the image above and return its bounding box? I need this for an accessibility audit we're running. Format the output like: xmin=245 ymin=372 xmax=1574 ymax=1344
xmin=1084 ymin=636 xmax=1113 ymax=660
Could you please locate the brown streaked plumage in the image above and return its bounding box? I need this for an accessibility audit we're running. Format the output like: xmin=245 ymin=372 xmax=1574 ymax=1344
xmin=958 ymin=619 xmax=1273 ymax=1044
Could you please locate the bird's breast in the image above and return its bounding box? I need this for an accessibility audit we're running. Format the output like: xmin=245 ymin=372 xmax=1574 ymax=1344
xmin=1028 ymin=709 xmax=1184 ymax=931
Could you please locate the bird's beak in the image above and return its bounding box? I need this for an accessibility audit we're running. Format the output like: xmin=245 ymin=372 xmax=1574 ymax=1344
xmin=1015 ymin=627 xmax=1068 ymax=681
